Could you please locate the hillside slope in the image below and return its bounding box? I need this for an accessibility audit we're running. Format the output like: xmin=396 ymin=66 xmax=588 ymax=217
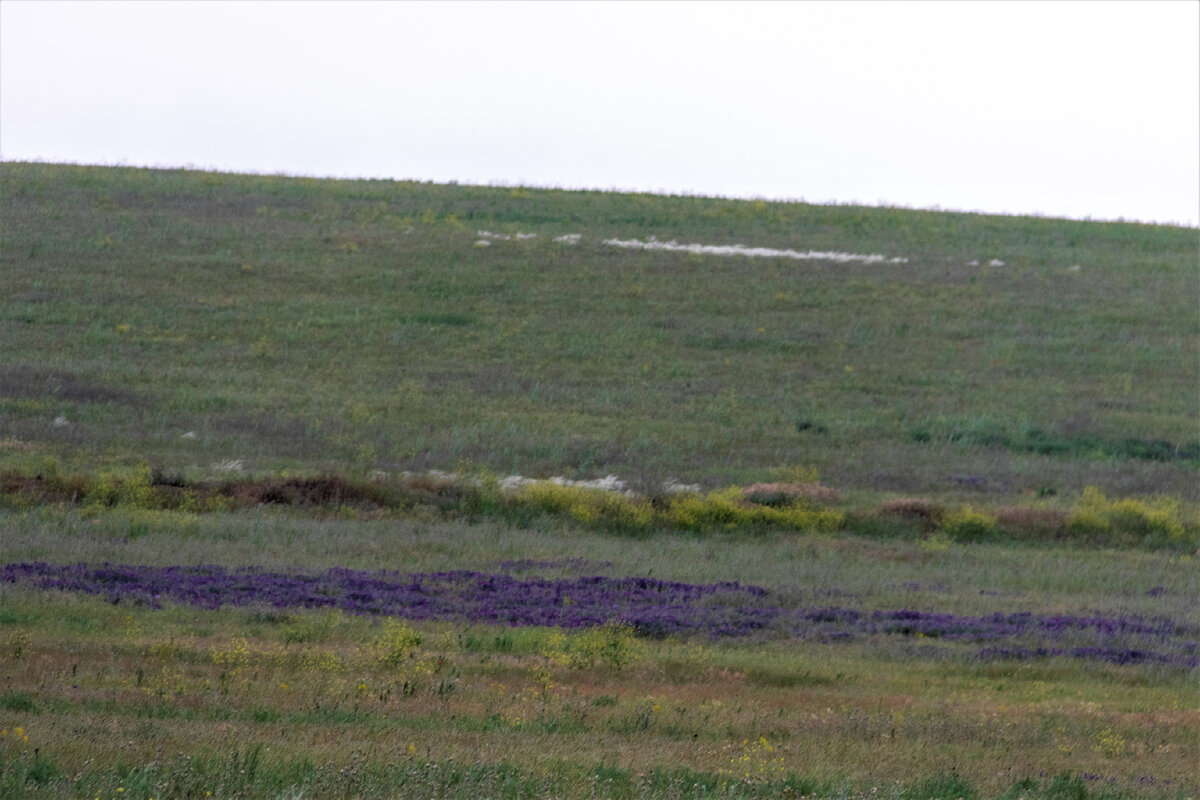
xmin=2 ymin=162 xmax=1197 ymax=500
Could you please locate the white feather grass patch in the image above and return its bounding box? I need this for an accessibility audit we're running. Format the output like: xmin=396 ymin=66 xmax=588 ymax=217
xmin=498 ymin=473 xmax=628 ymax=493
xmin=602 ymin=237 xmax=907 ymax=264
xmin=396 ymin=469 xmax=699 ymax=497
xmin=477 ymin=230 xmax=537 ymax=241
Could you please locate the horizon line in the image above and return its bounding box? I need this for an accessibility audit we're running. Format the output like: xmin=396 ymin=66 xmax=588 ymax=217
xmin=4 ymin=156 xmax=1196 ymax=229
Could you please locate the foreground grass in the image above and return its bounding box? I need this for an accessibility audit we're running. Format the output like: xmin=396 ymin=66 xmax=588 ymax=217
xmin=2 ymin=506 xmax=1198 ymax=798
xmin=2 ymin=589 xmax=1196 ymax=799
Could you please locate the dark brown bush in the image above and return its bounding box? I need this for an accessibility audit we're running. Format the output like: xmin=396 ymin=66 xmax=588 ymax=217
xmin=221 ymin=476 xmax=392 ymax=509
xmin=742 ymin=482 xmax=840 ymax=507
xmin=878 ymin=498 xmax=945 ymax=526
xmin=995 ymin=505 xmax=1070 ymax=534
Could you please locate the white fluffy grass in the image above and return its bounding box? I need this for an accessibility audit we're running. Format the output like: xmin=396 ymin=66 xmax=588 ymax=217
xmin=498 ymin=473 xmax=628 ymax=493
xmin=602 ymin=236 xmax=907 ymax=264
xmin=472 ymin=231 xmax=907 ymax=264
xmin=477 ymin=230 xmax=537 ymax=241
xmin=400 ymin=470 xmax=699 ymax=496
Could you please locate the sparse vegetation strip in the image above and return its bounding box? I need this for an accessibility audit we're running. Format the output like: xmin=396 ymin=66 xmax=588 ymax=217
xmin=2 ymin=465 xmax=1195 ymax=550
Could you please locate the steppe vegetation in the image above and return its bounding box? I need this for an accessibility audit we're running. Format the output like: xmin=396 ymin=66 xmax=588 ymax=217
xmin=1 ymin=162 xmax=1197 ymax=798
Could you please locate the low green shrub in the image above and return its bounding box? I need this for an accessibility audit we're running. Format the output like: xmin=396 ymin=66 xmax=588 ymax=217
xmin=0 ymin=690 xmax=37 ymax=712
xmin=512 ymin=481 xmax=844 ymax=535
xmin=939 ymin=504 xmax=1000 ymax=542
xmin=663 ymin=487 xmax=844 ymax=533
xmin=83 ymin=463 xmax=156 ymax=510
xmin=901 ymin=772 xmax=977 ymax=799
xmin=370 ymin=620 xmax=423 ymax=667
xmin=543 ymin=622 xmax=644 ymax=671
xmin=282 ymin=610 xmax=343 ymax=645
xmin=1069 ymin=486 xmax=1194 ymax=546
xmin=513 ymin=483 xmax=655 ymax=532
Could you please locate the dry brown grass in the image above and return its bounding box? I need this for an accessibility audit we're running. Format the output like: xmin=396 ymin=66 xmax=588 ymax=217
xmin=4 ymin=614 xmax=1197 ymax=798
xmin=994 ymin=505 xmax=1070 ymax=534
xmin=741 ymin=482 xmax=840 ymax=507
xmin=876 ymin=497 xmax=945 ymax=526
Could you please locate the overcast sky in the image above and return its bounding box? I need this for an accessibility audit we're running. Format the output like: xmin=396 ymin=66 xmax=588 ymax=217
xmin=2 ymin=1 xmax=1197 ymax=226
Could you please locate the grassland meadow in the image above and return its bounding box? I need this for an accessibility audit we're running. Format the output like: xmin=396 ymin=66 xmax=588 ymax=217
xmin=1 ymin=163 xmax=1198 ymax=798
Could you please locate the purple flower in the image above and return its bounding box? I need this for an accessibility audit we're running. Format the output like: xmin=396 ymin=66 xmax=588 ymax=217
xmin=4 ymin=561 xmax=1196 ymax=667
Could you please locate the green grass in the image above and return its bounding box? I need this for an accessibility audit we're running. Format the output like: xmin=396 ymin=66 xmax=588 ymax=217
xmin=2 ymin=162 xmax=1197 ymax=499
xmin=1 ymin=162 xmax=1198 ymax=798
xmin=1 ymin=509 xmax=1197 ymax=798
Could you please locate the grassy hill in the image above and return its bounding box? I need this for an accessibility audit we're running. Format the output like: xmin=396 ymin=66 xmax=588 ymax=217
xmin=2 ymin=162 xmax=1197 ymax=501
xmin=1 ymin=163 xmax=1198 ymax=799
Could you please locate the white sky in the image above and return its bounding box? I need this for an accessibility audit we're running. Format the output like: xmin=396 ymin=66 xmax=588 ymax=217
xmin=2 ymin=0 xmax=1198 ymax=226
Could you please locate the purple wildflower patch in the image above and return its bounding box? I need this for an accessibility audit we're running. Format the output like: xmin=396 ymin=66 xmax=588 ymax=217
xmin=0 ymin=562 xmax=773 ymax=639
xmin=793 ymin=607 xmax=1199 ymax=668
xmin=3 ymin=562 xmax=1196 ymax=667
